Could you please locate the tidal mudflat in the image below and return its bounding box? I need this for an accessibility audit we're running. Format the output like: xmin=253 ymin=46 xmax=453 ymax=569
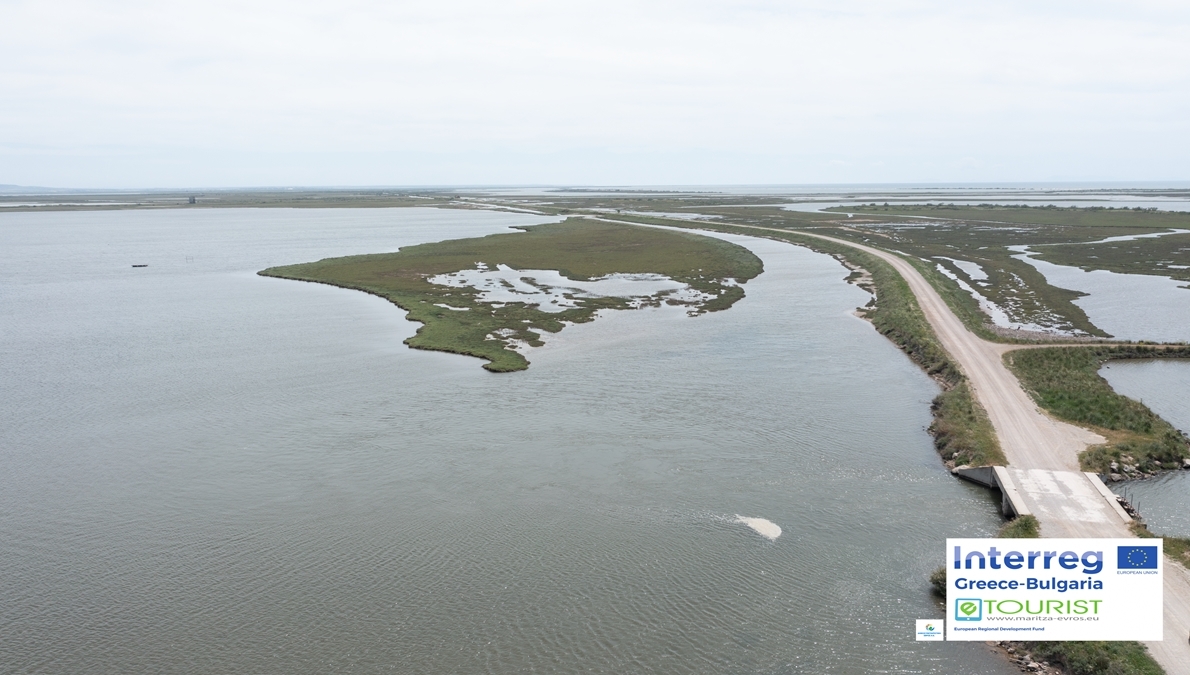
xmin=0 ymin=208 xmax=1016 ymax=674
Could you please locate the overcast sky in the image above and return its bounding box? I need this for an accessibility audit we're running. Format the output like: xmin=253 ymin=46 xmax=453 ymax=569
xmin=3 ymin=0 xmax=1189 ymax=188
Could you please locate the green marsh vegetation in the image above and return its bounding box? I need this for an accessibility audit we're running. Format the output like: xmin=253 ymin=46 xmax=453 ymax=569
xmin=1004 ymin=345 xmax=1190 ymax=472
xmin=260 ymin=218 xmax=762 ymax=372
xmin=585 ymin=202 xmax=1139 ymax=341
xmin=563 ymin=201 xmax=1186 ymax=342
xmin=810 ymin=222 xmax=1110 ymax=339
xmin=1035 ymin=231 xmax=1190 ymax=285
xmin=572 ymin=207 xmax=1190 ymax=480
xmin=928 ymin=566 xmax=947 ymax=598
xmin=834 ymin=201 xmax=1190 ymax=231
xmin=997 ymin=514 xmax=1040 ymax=538
xmin=821 ymin=203 xmax=1190 ymax=339
xmin=1018 ymin=642 xmax=1163 ymax=675
xmin=904 ymin=252 xmax=1101 ymax=341
xmin=200 ymin=195 xmax=1189 ymax=477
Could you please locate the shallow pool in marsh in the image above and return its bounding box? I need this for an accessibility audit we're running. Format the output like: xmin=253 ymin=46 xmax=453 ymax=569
xmin=0 ymin=208 xmax=1015 ymax=674
xmin=1014 ymin=250 xmax=1190 ymax=342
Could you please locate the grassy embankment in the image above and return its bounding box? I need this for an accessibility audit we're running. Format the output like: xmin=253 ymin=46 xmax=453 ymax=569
xmin=260 ymin=219 xmax=762 ymax=372
xmin=608 ymin=209 xmax=1186 ymax=478
xmin=595 ymin=213 xmax=1005 ymax=468
xmin=1021 ymin=642 xmax=1163 ymax=675
xmin=1006 ymin=341 xmax=1190 ymax=571
xmin=1004 ymin=345 xmax=1190 ymax=473
xmin=809 ymin=223 xmax=1104 ymax=341
xmin=1007 ymin=343 xmax=1190 ymax=571
xmin=997 ymin=513 xmax=1041 ymax=538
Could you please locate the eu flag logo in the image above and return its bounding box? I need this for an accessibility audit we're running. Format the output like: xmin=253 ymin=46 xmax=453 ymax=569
xmin=1117 ymin=546 xmax=1159 ymax=569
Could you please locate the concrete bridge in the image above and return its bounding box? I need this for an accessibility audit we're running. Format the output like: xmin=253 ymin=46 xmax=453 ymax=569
xmin=790 ymin=229 xmax=1190 ymax=674
xmin=951 ymin=465 xmax=1132 ymax=534
xmin=600 ymin=213 xmax=1190 ymax=672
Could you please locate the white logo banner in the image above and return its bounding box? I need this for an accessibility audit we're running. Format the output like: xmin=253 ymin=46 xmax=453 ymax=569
xmin=945 ymin=538 xmax=1163 ymax=641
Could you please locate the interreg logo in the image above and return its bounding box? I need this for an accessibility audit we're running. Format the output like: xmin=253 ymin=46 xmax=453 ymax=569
xmin=1118 ymin=546 xmax=1158 ymax=570
xmin=953 ymin=545 xmax=1103 ymax=574
xmin=955 ymin=598 xmax=982 ymax=621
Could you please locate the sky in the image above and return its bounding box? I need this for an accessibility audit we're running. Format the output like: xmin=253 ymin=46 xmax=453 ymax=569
xmin=2 ymin=0 xmax=1189 ymax=188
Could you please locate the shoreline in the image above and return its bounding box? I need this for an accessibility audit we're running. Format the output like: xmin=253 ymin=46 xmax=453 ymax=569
xmin=592 ymin=212 xmax=1190 ymax=673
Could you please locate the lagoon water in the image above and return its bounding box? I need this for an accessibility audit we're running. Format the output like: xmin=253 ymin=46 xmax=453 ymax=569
xmin=0 ymin=208 xmax=1015 ymax=674
xmin=1013 ymin=252 xmax=1190 ymax=343
xmin=1100 ymin=360 xmax=1190 ymax=538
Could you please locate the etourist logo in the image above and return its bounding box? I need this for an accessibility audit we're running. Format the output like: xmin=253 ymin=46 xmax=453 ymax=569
xmin=945 ymin=538 xmax=1163 ymax=642
xmin=955 ymin=599 xmax=982 ymax=621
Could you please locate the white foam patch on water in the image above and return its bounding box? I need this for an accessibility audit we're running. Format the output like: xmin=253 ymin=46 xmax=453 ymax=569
xmin=735 ymin=515 xmax=782 ymax=540
xmin=428 ymin=264 xmax=711 ymax=313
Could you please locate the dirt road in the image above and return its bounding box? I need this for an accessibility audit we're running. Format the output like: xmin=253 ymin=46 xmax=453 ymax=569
xmin=783 ymin=229 xmax=1190 ymax=675
xmin=788 ymin=231 xmax=1105 ymax=470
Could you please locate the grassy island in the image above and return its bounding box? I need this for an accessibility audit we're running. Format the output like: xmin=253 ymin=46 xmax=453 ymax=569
xmin=260 ymin=218 xmax=763 ymax=371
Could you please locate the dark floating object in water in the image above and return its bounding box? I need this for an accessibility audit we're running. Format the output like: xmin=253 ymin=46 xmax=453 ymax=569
xmin=132 ymin=264 xmax=148 ymax=268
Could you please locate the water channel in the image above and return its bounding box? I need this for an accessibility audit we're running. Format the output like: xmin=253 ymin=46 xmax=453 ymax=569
xmin=0 ymin=207 xmax=1016 ymax=673
xmin=1101 ymin=360 xmax=1190 ymax=538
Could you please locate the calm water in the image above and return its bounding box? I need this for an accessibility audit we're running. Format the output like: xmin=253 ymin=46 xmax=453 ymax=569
xmin=1101 ymin=360 xmax=1190 ymax=538
xmin=1014 ymin=252 xmax=1190 ymax=343
xmin=0 ymin=208 xmax=1014 ymax=674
